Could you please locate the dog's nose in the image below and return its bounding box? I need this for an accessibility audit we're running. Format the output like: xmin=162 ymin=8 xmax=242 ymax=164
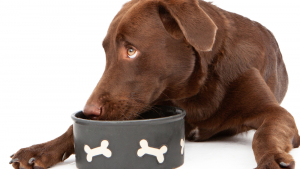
xmin=83 ymin=104 xmax=102 ymax=119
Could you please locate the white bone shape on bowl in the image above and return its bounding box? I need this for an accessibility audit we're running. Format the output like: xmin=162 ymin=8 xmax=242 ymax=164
xmin=180 ymin=139 xmax=185 ymax=155
xmin=84 ymin=140 xmax=112 ymax=162
xmin=137 ymin=139 xmax=168 ymax=163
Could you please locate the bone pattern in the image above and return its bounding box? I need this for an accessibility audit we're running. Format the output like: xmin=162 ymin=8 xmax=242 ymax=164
xmin=180 ymin=139 xmax=184 ymax=155
xmin=137 ymin=139 xmax=168 ymax=163
xmin=83 ymin=139 xmax=185 ymax=163
xmin=84 ymin=140 xmax=112 ymax=162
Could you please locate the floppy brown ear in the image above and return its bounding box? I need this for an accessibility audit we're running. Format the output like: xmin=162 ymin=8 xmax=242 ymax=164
xmin=158 ymin=0 xmax=217 ymax=52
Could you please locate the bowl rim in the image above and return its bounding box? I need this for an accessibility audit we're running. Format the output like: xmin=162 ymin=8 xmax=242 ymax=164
xmin=71 ymin=106 xmax=186 ymax=125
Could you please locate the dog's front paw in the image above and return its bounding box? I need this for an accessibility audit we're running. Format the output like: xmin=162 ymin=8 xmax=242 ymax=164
xmin=256 ymin=152 xmax=295 ymax=169
xmin=9 ymin=143 xmax=70 ymax=169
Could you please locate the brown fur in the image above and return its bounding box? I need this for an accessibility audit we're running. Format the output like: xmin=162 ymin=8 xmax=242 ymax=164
xmin=10 ymin=0 xmax=299 ymax=168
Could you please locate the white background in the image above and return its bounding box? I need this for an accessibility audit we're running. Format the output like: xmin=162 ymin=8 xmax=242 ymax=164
xmin=1 ymin=0 xmax=300 ymax=168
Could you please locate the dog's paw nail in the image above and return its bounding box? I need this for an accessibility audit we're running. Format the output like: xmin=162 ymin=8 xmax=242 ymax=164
xmin=62 ymin=152 xmax=67 ymax=161
xmin=280 ymin=162 xmax=288 ymax=168
xmin=28 ymin=157 xmax=35 ymax=165
xmin=280 ymin=161 xmax=295 ymax=169
xmin=10 ymin=154 xmax=14 ymax=158
xmin=9 ymin=158 xmax=19 ymax=164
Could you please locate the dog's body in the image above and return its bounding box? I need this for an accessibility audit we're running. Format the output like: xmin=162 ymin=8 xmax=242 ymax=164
xmin=10 ymin=0 xmax=300 ymax=169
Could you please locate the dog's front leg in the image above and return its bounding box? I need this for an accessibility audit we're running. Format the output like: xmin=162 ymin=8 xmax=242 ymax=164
xmin=233 ymin=68 xmax=300 ymax=169
xmin=10 ymin=125 xmax=74 ymax=169
xmin=252 ymin=106 xmax=299 ymax=169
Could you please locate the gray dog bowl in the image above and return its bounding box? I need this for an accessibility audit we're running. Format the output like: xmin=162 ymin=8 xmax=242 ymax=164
xmin=71 ymin=106 xmax=186 ymax=169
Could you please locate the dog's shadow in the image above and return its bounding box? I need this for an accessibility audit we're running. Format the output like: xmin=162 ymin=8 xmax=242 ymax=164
xmin=187 ymin=130 xmax=255 ymax=145
xmin=51 ymin=155 xmax=76 ymax=168
xmin=208 ymin=130 xmax=254 ymax=145
xmin=185 ymin=129 xmax=256 ymax=154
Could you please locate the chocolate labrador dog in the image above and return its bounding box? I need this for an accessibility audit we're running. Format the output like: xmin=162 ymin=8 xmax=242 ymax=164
xmin=10 ymin=0 xmax=300 ymax=168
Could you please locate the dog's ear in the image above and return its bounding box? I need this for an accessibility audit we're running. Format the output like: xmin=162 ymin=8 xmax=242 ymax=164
xmin=158 ymin=0 xmax=217 ymax=51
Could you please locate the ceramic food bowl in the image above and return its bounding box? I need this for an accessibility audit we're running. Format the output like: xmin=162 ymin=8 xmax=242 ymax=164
xmin=71 ymin=105 xmax=186 ymax=169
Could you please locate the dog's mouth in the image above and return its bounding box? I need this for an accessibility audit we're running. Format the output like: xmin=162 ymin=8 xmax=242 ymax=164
xmin=82 ymin=105 xmax=175 ymax=121
xmin=88 ymin=105 xmax=152 ymax=121
xmin=84 ymin=96 xmax=153 ymax=121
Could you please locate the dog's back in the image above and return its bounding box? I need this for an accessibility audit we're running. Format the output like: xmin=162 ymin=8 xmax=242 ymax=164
xmin=199 ymin=0 xmax=288 ymax=103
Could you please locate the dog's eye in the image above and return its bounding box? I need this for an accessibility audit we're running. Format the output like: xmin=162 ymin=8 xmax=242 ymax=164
xmin=127 ymin=48 xmax=137 ymax=58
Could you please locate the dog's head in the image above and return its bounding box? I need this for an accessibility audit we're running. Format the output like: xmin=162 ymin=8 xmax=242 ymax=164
xmin=83 ymin=0 xmax=217 ymax=120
